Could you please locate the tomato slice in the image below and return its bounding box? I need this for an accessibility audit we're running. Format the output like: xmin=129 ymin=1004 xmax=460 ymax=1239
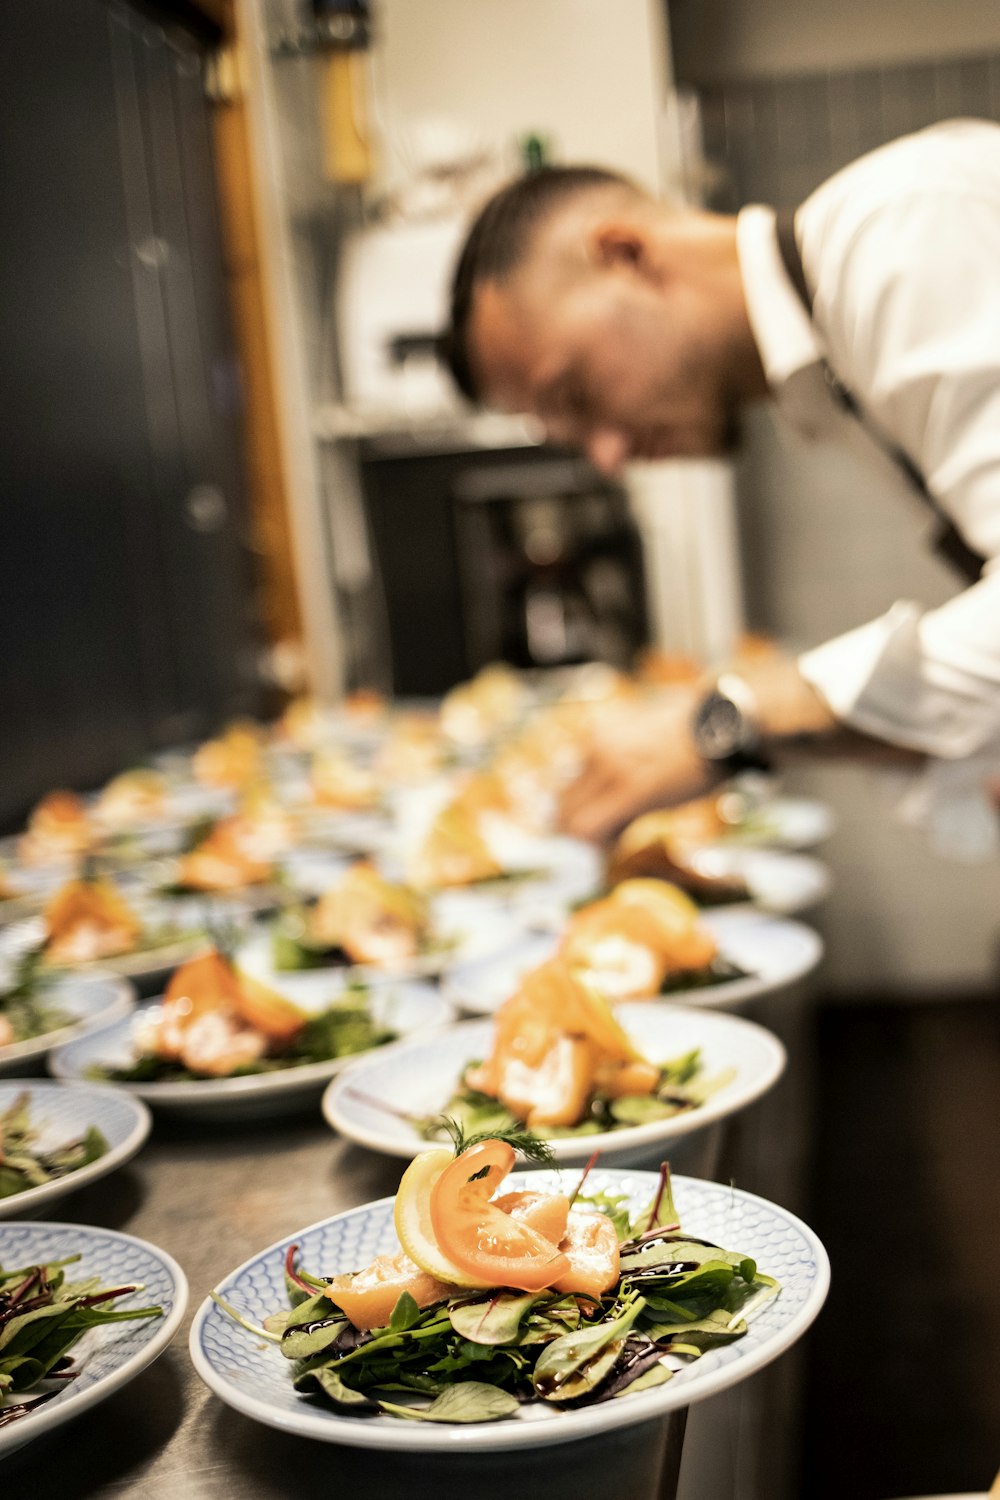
xmin=491 ymin=1190 xmax=570 ymax=1247
xmin=429 ymin=1141 xmax=570 ymax=1292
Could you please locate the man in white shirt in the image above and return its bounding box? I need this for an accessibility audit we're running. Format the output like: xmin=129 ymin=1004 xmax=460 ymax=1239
xmin=442 ymin=119 xmax=1000 ymax=839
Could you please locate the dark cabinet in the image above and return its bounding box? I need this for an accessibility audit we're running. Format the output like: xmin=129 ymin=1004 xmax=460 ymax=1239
xmin=0 ymin=0 xmax=260 ymax=830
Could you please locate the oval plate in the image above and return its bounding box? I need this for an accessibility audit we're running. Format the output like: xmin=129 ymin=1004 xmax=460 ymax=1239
xmin=722 ymin=795 xmax=834 ymax=851
xmin=0 ymin=973 xmax=134 ymax=1076
xmin=236 ymin=899 xmax=524 ymax=991
xmin=323 ymin=1003 xmax=786 ymax=1166
xmin=0 ymin=1220 xmax=187 ymax=1458
xmin=0 ymin=1079 xmax=151 ymax=1219
xmin=683 ymin=847 xmax=832 ymax=916
xmin=191 ymin=1169 xmax=829 ymax=1452
xmin=443 ymin=909 xmax=824 ymax=1016
xmin=0 ymin=911 xmax=205 ymax=992
xmin=49 ymin=981 xmax=453 ymax=1121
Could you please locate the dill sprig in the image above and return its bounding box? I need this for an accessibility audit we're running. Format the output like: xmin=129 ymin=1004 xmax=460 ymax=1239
xmin=436 ymin=1115 xmax=555 ymax=1166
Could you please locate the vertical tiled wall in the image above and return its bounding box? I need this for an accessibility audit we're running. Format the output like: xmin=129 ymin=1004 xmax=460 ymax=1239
xmin=694 ymin=53 xmax=1000 ymax=994
xmin=698 ymin=52 xmax=1000 ymax=212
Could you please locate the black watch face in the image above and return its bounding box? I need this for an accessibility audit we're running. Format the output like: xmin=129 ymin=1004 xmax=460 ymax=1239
xmin=696 ymin=693 xmax=747 ymax=760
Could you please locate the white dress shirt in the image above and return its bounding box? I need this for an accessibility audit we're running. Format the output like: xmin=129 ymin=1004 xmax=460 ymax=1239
xmin=737 ymin=119 xmax=1000 ymax=763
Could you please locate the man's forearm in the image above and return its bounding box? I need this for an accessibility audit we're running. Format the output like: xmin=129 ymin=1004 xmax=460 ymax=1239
xmin=731 ymin=654 xmax=925 ymax=767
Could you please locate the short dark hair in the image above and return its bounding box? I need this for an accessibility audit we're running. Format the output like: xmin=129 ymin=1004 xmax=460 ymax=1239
xmin=441 ymin=165 xmax=634 ymax=403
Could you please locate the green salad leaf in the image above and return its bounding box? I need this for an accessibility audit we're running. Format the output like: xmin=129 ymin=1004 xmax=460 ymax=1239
xmin=216 ymin=1176 xmax=779 ymax=1427
xmin=378 ymin=1382 xmax=520 ymax=1423
xmin=0 ymin=1256 xmax=162 ymax=1428
xmin=92 ymin=990 xmax=396 ymax=1085
xmin=0 ymin=1094 xmax=108 ymax=1200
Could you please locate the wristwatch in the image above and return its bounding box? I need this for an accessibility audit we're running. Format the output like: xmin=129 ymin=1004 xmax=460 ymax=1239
xmin=691 ymin=673 xmax=771 ymax=775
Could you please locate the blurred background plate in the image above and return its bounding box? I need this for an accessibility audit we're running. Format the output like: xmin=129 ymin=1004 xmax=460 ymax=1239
xmin=685 ymin=846 xmax=832 ymax=915
xmin=721 ymin=795 xmax=835 ymax=851
xmin=0 ymin=1078 xmax=151 ymax=1218
xmin=323 ymin=1002 xmax=786 ymax=1166
xmin=0 ymin=972 xmax=134 ymax=1077
xmin=442 ymin=909 xmax=824 ymax=1016
xmin=49 ymin=980 xmax=453 ymax=1121
xmin=236 ymin=900 xmax=524 ymax=989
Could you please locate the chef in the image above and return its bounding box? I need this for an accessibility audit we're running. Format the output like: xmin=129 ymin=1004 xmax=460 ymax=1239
xmin=441 ymin=119 xmax=1000 ymax=842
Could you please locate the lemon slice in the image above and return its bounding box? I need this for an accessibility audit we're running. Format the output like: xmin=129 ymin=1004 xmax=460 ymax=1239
xmin=610 ymin=877 xmax=701 ymax=928
xmin=393 ymin=1149 xmax=492 ymax=1289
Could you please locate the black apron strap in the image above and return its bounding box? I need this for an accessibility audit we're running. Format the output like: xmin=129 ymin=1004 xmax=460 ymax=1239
xmin=773 ymin=209 xmax=985 ymax=585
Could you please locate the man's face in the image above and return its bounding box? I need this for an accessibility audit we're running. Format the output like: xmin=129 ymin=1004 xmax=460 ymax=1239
xmin=468 ymin=248 xmax=738 ymax=474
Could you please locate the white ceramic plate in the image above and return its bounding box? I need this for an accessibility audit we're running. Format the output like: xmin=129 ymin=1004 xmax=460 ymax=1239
xmin=684 ymin=847 xmax=832 ymax=916
xmin=379 ymin=832 xmax=603 ymax=914
xmin=0 ymin=908 xmax=206 ymax=991
xmin=190 ymin=1168 xmax=829 ymax=1452
xmin=443 ymin=908 xmax=824 ymax=1016
xmin=49 ymin=980 xmax=453 ymax=1120
xmin=236 ymin=899 xmax=524 ymax=990
xmin=0 ymin=973 xmax=135 ymax=1076
xmin=0 ymin=1080 xmax=151 ymax=1219
xmin=0 ymin=1220 xmax=187 ymax=1458
xmin=723 ymin=796 xmax=834 ymax=851
xmin=323 ymin=1003 xmax=786 ymax=1166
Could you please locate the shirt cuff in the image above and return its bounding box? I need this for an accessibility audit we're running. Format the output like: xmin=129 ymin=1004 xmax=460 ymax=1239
xmin=798 ymin=600 xmax=1000 ymax=758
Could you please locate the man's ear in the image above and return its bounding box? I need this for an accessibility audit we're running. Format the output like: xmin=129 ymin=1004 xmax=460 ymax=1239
xmin=587 ymin=221 xmax=659 ymax=281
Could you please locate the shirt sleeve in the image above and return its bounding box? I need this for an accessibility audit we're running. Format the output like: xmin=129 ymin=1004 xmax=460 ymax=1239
xmin=796 ymin=182 xmax=1000 ymax=758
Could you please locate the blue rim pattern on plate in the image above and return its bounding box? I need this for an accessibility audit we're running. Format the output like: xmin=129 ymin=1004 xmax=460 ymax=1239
xmin=190 ymin=1170 xmax=829 ymax=1452
xmin=0 ymin=1220 xmax=188 ymax=1458
xmin=0 ymin=1080 xmax=151 ymax=1219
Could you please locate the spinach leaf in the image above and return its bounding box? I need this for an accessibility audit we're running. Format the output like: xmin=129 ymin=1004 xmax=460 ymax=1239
xmin=389 ymin=1292 xmax=422 ymax=1332
xmin=448 ymin=1292 xmax=540 ymax=1346
xmin=294 ymin=1364 xmax=378 ymax=1411
xmin=532 ymin=1296 xmax=646 ymax=1403
xmin=643 ymin=1307 xmax=751 ymax=1352
xmin=378 ymin=1382 xmax=520 ymax=1424
xmin=280 ymin=1292 xmax=350 ymax=1360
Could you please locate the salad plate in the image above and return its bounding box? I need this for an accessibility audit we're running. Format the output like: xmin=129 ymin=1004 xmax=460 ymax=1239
xmin=681 ymin=847 xmax=832 ymax=916
xmin=379 ymin=833 xmax=603 ymax=914
xmin=0 ymin=973 xmax=135 ymax=1076
xmin=443 ymin=909 xmax=824 ymax=1016
xmin=0 ymin=1079 xmax=151 ymax=1219
xmin=0 ymin=863 xmax=70 ymax=927
xmin=322 ymin=1004 xmax=786 ymax=1166
xmin=0 ymin=905 xmax=208 ymax=992
xmin=0 ymin=1220 xmax=187 ymax=1458
xmin=721 ymin=795 xmax=834 ymax=851
xmin=190 ymin=1169 xmax=829 ymax=1452
xmin=236 ymin=899 xmax=525 ymax=990
xmin=49 ymin=980 xmax=454 ymax=1120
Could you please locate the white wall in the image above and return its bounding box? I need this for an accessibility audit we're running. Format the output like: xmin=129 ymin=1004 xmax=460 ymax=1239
xmin=374 ymin=0 xmax=673 ymax=190
xmin=671 ymin=0 xmax=1000 ymax=81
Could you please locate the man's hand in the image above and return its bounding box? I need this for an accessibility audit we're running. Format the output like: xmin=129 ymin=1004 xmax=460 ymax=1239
xmin=558 ymin=688 xmax=715 ymax=842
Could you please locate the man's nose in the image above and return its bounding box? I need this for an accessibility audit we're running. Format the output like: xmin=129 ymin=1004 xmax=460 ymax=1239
xmin=585 ymin=428 xmax=630 ymax=475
